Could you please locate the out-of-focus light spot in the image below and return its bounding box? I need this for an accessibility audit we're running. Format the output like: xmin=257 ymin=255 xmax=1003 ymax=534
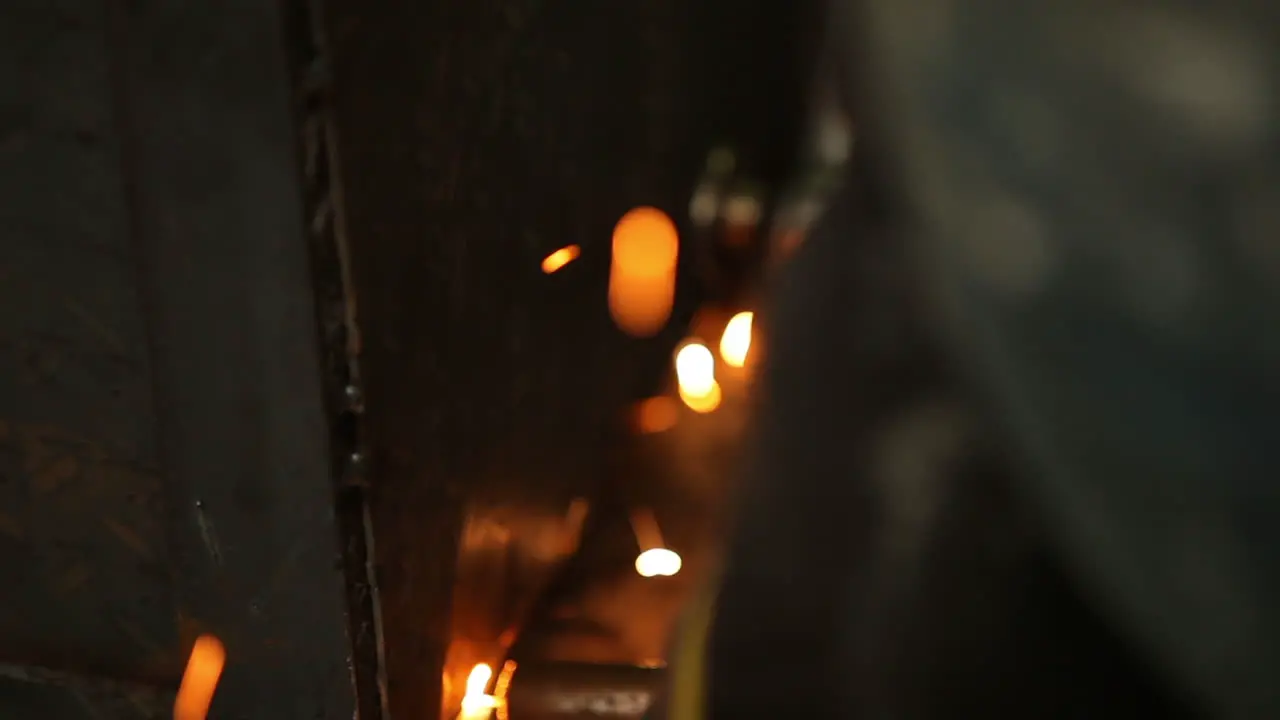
xmin=561 ymin=498 xmax=590 ymax=554
xmin=706 ymin=147 xmax=735 ymax=177
xmin=678 ymin=380 xmax=722 ymax=413
xmin=635 ymin=547 xmax=683 ymax=578
xmin=609 ymin=207 xmax=679 ymax=337
xmin=722 ymin=195 xmax=761 ymax=228
xmin=776 ymin=229 xmax=805 ymax=259
xmin=635 ymin=396 xmax=679 ymax=434
xmin=817 ymin=115 xmax=853 ymax=165
xmin=461 ymin=663 xmax=499 ymax=719
xmin=174 ymin=635 xmax=225 ymax=720
xmin=541 ymin=245 xmax=580 ymax=274
xmin=719 ymin=311 xmax=753 ymax=368
xmin=689 ymin=187 xmax=719 ymax=228
xmin=674 ymin=342 xmax=715 ymax=397
xmin=675 ymin=341 xmax=721 ymax=412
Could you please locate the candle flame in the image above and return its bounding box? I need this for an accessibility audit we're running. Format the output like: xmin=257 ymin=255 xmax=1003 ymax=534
xmin=719 ymin=311 xmax=753 ymax=368
xmin=461 ymin=663 xmax=499 ymax=718
xmin=675 ymin=342 xmax=721 ymax=412
xmin=174 ymin=634 xmax=225 ymax=720
xmin=674 ymin=343 xmax=715 ymax=397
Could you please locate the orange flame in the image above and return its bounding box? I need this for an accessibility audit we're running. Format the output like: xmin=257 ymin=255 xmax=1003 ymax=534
xmin=174 ymin=634 xmax=225 ymax=720
xmin=675 ymin=341 xmax=721 ymax=413
xmin=461 ymin=663 xmax=499 ymax=719
xmin=719 ymin=311 xmax=753 ymax=368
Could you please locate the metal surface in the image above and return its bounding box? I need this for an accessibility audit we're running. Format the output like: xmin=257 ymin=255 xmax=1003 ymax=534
xmin=1 ymin=0 xmax=363 ymax=717
xmin=506 ymin=662 xmax=664 ymax=720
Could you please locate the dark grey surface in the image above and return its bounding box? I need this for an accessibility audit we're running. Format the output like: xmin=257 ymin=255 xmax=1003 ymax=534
xmin=854 ymin=1 xmax=1280 ymax=715
xmin=117 ymin=0 xmax=357 ymax=717
xmin=1 ymin=0 xmax=360 ymax=717
xmin=0 ymin=0 xmax=177 ymax=684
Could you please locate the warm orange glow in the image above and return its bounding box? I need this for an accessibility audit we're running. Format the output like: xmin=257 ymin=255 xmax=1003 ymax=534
xmin=608 ymin=207 xmax=679 ymax=337
xmin=493 ymin=660 xmax=517 ymax=720
xmin=674 ymin=342 xmax=715 ymax=397
xmin=461 ymin=663 xmax=499 ymax=719
xmin=174 ymin=634 xmax=225 ymax=720
xmin=678 ymin=380 xmax=722 ymax=413
xmin=635 ymin=547 xmax=683 ymax=578
xmin=674 ymin=341 xmax=721 ymax=412
xmin=635 ymin=396 xmax=679 ymax=434
xmin=719 ymin=311 xmax=753 ymax=368
xmin=541 ymin=245 xmax=581 ymax=274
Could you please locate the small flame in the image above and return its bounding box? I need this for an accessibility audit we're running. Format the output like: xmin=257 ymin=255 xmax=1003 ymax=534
xmin=635 ymin=547 xmax=683 ymax=578
xmin=541 ymin=245 xmax=581 ymax=274
xmin=674 ymin=343 xmax=715 ymax=397
xmin=675 ymin=342 xmax=721 ymax=413
xmin=460 ymin=663 xmax=499 ymax=719
xmin=719 ymin=311 xmax=753 ymax=368
xmin=174 ymin=635 xmax=225 ymax=720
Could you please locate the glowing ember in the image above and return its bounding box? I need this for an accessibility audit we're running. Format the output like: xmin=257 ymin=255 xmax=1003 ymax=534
xmin=174 ymin=634 xmax=225 ymax=720
xmin=608 ymin=207 xmax=679 ymax=337
xmin=719 ymin=311 xmax=753 ymax=368
xmin=541 ymin=245 xmax=581 ymax=274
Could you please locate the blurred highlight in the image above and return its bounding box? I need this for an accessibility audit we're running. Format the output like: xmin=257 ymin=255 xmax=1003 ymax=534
xmin=635 ymin=547 xmax=683 ymax=578
xmin=174 ymin=634 xmax=225 ymax=720
xmin=494 ymin=660 xmax=517 ymax=720
xmin=635 ymin=396 xmax=679 ymax=434
xmin=719 ymin=311 xmax=753 ymax=368
xmin=678 ymin=381 xmax=722 ymax=414
xmin=608 ymin=207 xmax=679 ymax=337
xmin=675 ymin=341 xmax=721 ymax=413
xmin=631 ymin=508 xmax=682 ymax=577
xmin=541 ymin=245 xmax=581 ymax=274
xmin=460 ymin=663 xmax=499 ymax=719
